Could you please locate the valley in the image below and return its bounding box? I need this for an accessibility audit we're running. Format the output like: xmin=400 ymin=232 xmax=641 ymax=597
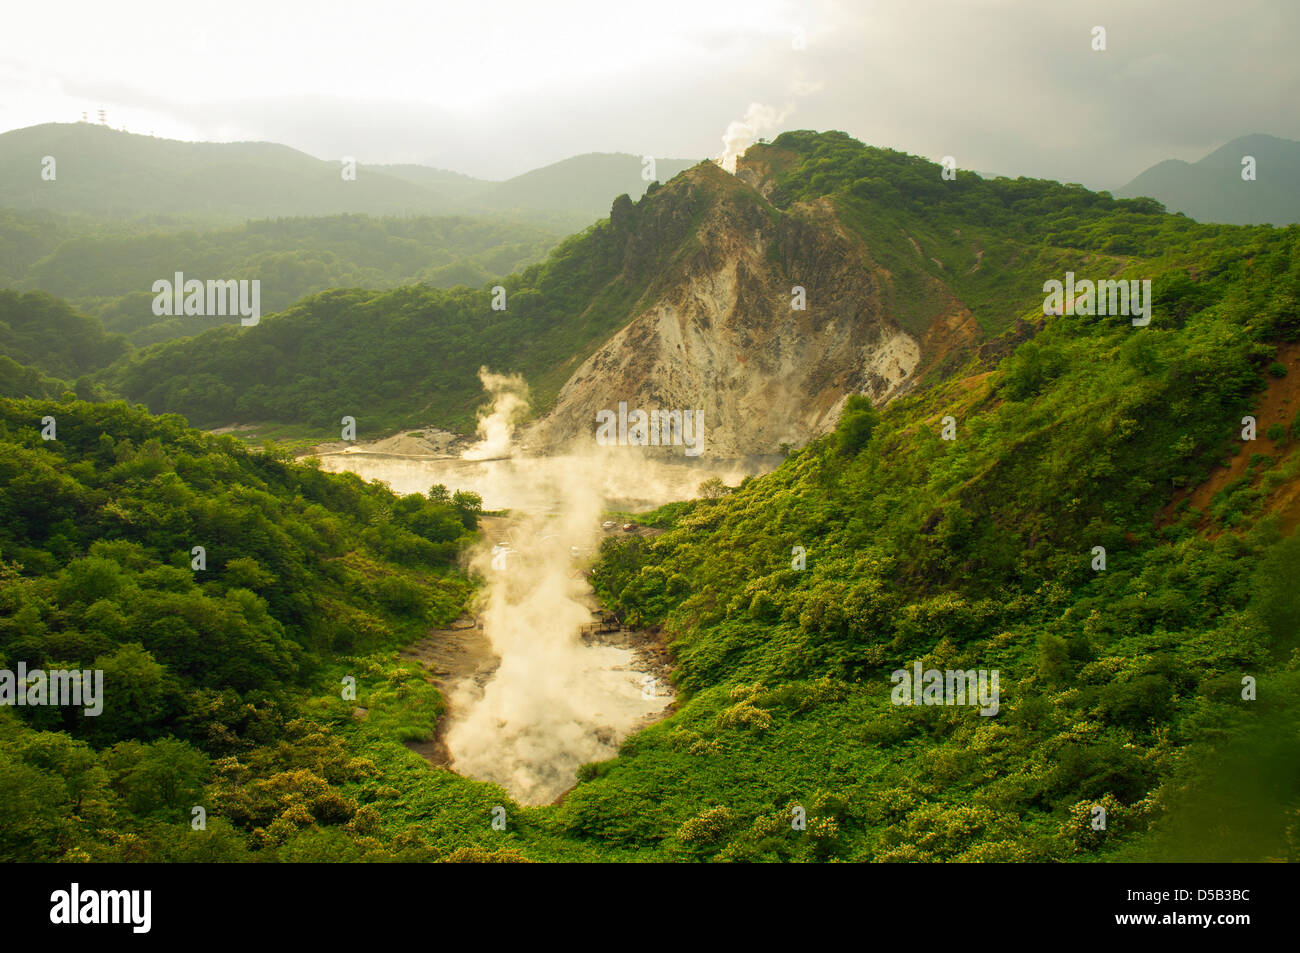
xmin=312 ymin=429 xmax=777 ymax=804
xmin=1 ymin=124 xmax=1297 ymax=866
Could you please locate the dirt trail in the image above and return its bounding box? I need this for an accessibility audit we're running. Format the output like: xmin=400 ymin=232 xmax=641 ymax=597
xmin=1159 ymin=342 xmax=1300 ymax=534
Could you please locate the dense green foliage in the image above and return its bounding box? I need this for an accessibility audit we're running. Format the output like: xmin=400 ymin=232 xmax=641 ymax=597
xmin=100 ymin=170 xmax=721 ymax=431
xmin=0 ymin=399 xmax=505 ymax=861
xmin=2 ymin=129 xmax=1298 ymax=863
xmin=1 ymin=211 xmax=562 ymax=347
xmin=760 ymin=130 xmax=1281 ymax=342
xmin=0 ymin=356 xmax=66 ymax=401
xmin=0 ymin=290 xmax=129 ymax=382
xmin=576 ymin=213 xmax=1300 ymax=860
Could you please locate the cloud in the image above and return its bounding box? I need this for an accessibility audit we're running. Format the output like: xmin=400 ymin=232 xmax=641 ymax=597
xmin=2 ymin=0 xmax=1297 ymax=185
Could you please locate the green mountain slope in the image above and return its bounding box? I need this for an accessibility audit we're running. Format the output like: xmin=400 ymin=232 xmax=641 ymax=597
xmin=0 ymin=123 xmax=451 ymax=221
xmin=747 ymin=131 xmax=1202 ymax=340
xmin=0 ymin=123 xmax=698 ymax=232
xmin=574 ymin=218 xmax=1300 ymax=861
xmin=1 ymin=130 xmax=1298 ymax=862
xmin=103 ymin=131 xmax=1291 ymax=442
xmin=0 ymin=398 xmax=501 ymax=861
xmin=99 ymin=162 xmax=729 ymax=432
xmin=4 ymin=212 xmax=564 ymax=346
xmin=0 ymin=290 xmax=128 ymax=381
xmin=470 ymin=152 xmax=698 ymax=219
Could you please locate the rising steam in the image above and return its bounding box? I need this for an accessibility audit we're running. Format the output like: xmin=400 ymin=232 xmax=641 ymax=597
xmin=316 ymin=379 xmax=773 ymax=803
xmin=718 ymin=102 xmax=791 ymax=173
xmin=462 ymin=367 xmax=530 ymax=460
xmin=445 ymin=381 xmax=675 ymax=804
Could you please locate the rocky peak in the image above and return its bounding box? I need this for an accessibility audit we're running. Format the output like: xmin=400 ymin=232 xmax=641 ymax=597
xmin=524 ymin=164 xmax=924 ymax=457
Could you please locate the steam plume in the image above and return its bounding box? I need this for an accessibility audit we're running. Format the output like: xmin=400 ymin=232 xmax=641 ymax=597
xmin=446 ymin=384 xmax=674 ymax=804
xmin=718 ymin=102 xmax=790 ymax=173
xmin=462 ymin=367 xmax=530 ymax=460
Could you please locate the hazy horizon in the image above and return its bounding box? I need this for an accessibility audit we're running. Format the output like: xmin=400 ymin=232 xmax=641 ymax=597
xmin=4 ymin=0 xmax=1297 ymax=188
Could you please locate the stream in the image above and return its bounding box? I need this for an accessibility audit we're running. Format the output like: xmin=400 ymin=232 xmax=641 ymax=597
xmin=316 ymin=448 xmax=780 ymax=803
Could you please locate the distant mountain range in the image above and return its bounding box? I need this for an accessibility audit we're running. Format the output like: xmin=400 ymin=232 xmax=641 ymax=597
xmin=0 ymin=123 xmax=698 ymax=228
xmin=1116 ymin=134 xmax=1300 ymax=226
xmin=91 ymin=130 xmax=1283 ymax=451
xmin=12 ymin=122 xmax=1296 ymax=230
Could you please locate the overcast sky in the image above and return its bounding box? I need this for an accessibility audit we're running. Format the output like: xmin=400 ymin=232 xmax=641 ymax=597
xmin=2 ymin=0 xmax=1296 ymax=186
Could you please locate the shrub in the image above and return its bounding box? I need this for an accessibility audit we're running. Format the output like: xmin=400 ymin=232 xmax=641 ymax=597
xmin=836 ymin=394 xmax=880 ymax=456
xmin=676 ymin=806 xmax=739 ymax=845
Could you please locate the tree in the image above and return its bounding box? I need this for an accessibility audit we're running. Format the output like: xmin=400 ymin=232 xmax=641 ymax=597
xmin=699 ymin=477 xmax=729 ymax=499
xmin=836 ymin=394 xmax=879 ymax=456
xmin=0 ymin=753 xmax=71 ymax=861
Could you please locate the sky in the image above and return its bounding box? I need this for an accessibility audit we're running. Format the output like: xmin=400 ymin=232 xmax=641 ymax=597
xmin=1 ymin=0 xmax=1296 ymax=186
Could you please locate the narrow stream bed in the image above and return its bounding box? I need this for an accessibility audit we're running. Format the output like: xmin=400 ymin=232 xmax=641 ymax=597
xmin=316 ymin=449 xmax=778 ymax=804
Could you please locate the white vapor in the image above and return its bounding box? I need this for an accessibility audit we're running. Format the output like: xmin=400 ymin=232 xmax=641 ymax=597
xmin=462 ymin=367 xmax=530 ymax=460
xmin=718 ymin=102 xmax=791 ymax=173
xmin=446 ymin=380 xmax=676 ymax=804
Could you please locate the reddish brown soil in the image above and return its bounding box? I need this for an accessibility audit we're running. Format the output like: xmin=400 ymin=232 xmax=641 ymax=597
xmin=1159 ymin=342 xmax=1300 ymax=534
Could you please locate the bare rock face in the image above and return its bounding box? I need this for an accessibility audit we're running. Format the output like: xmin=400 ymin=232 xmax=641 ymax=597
xmin=525 ymin=162 xmax=923 ymax=458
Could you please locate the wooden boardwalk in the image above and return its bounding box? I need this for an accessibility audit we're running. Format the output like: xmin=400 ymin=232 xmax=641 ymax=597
xmin=577 ymin=616 xmax=623 ymax=638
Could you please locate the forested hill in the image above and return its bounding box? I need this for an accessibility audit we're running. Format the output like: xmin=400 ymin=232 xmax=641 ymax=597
xmin=0 ymin=123 xmax=456 ymax=221
xmin=0 ymin=211 xmax=564 ymax=347
xmin=1 ymin=130 xmax=1298 ymax=862
xmin=0 ymin=123 xmax=695 ymax=228
xmin=0 ymin=290 xmax=130 ymax=400
xmin=0 ymin=398 xmax=489 ymax=862
xmin=100 ymin=130 xmax=1296 ymax=444
xmin=98 ymin=162 xmax=731 ymax=433
xmin=576 ymin=198 xmax=1300 ymax=860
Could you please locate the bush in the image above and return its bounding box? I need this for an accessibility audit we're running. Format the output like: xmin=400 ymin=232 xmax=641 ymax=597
xmin=676 ymin=806 xmax=739 ymax=845
xmin=1097 ymin=675 xmax=1174 ymax=728
xmin=836 ymin=394 xmax=880 ymax=456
